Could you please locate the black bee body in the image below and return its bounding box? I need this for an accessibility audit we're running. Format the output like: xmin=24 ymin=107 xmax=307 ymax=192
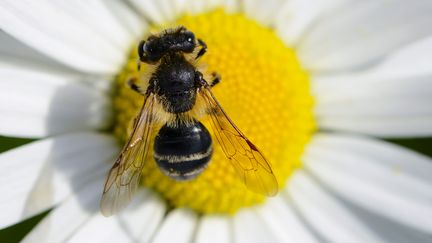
xmin=150 ymin=52 xmax=212 ymax=180
xmin=101 ymin=27 xmax=277 ymax=216
xmin=154 ymin=121 xmax=212 ymax=180
xmin=139 ymin=29 xmax=213 ymax=180
xmin=139 ymin=27 xmax=204 ymax=64
xmin=153 ymin=53 xmax=198 ymax=114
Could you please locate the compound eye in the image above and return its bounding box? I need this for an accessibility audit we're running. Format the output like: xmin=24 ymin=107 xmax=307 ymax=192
xmin=138 ymin=40 xmax=146 ymax=59
xmin=185 ymin=32 xmax=195 ymax=43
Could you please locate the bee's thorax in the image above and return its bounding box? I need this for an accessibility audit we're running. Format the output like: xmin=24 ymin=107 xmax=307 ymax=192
xmin=153 ymin=53 xmax=198 ymax=114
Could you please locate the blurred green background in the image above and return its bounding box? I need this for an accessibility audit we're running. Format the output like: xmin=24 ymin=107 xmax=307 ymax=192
xmin=0 ymin=135 xmax=431 ymax=242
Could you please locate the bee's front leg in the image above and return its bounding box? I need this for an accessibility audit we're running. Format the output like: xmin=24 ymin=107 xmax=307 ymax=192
xmin=127 ymin=77 xmax=145 ymax=95
xmin=195 ymin=39 xmax=207 ymax=60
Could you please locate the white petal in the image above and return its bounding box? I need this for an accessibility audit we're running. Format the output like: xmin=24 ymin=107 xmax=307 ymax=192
xmin=184 ymin=0 xmax=225 ymax=14
xmin=233 ymin=209 xmax=280 ymax=243
xmin=151 ymin=208 xmax=198 ymax=243
xmin=195 ymin=215 xmax=231 ymax=243
xmin=343 ymin=201 xmax=432 ymax=243
xmin=0 ymin=0 xmax=126 ymax=73
xmin=183 ymin=0 xmax=206 ymax=14
xmin=0 ymin=30 xmax=72 ymax=70
xmin=317 ymin=96 xmax=432 ymax=117
xmin=120 ymin=191 xmax=167 ymax=243
xmin=312 ymin=37 xmax=432 ymax=137
xmin=243 ymin=0 xmax=286 ymax=26
xmin=22 ymin=176 xmax=105 ymax=243
xmin=157 ymin=0 xmax=182 ymax=21
xmin=0 ymin=132 xmax=118 ymax=228
xmin=65 ymin=190 xmax=166 ymax=243
xmin=255 ymin=197 xmax=320 ymax=243
xmin=223 ymin=0 xmax=240 ymax=13
xmin=128 ymin=0 xmax=170 ymax=23
xmin=311 ymin=35 xmax=432 ymax=89
xmin=315 ymin=91 xmax=432 ymax=138
xmin=317 ymin=117 xmax=432 ymax=138
xmin=275 ymin=0 xmax=349 ymax=45
xmin=68 ymin=216 xmax=135 ymax=243
xmin=171 ymin=0 xmax=188 ymax=17
xmin=298 ymin=0 xmax=432 ymax=72
xmin=0 ymin=62 xmax=112 ymax=138
xmin=49 ymin=1 xmax=134 ymax=51
xmin=315 ymin=101 xmax=432 ymax=138
xmin=364 ymin=36 xmax=432 ymax=77
xmin=103 ymin=0 xmax=148 ymax=40
xmin=303 ymin=133 xmax=432 ymax=233
xmin=288 ymin=171 xmax=385 ymax=243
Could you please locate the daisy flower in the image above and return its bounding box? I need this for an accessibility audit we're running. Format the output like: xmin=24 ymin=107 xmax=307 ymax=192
xmin=1 ymin=0 xmax=432 ymax=242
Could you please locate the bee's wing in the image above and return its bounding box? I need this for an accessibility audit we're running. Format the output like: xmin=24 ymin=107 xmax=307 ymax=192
xmin=199 ymin=87 xmax=278 ymax=196
xmin=100 ymin=94 xmax=157 ymax=216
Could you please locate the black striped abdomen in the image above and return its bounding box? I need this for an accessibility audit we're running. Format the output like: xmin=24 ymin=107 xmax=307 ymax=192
xmin=154 ymin=121 xmax=212 ymax=180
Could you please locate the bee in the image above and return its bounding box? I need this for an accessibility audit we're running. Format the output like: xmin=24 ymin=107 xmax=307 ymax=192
xmin=100 ymin=26 xmax=278 ymax=216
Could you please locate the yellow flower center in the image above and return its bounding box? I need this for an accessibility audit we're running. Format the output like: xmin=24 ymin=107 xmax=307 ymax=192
xmin=112 ymin=9 xmax=315 ymax=214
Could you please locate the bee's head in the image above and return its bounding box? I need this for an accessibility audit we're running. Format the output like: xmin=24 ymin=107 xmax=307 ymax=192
xmin=138 ymin=27 xmax=197 ymax=63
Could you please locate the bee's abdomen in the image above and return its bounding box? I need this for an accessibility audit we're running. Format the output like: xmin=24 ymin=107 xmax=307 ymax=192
xmin=154 ymin=121 xmax=212 ymax=180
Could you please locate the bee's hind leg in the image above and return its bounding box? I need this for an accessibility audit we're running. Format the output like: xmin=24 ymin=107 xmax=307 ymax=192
xmin=209 ymin=72 xmax=221 ymax=87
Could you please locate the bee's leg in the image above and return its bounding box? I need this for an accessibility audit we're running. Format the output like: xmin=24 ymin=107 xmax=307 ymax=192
xmin=127 ymin=77 xmax=145 ymax=95
xmin=194 ymin=71 xmax=221 ymax=88
xmin=209 ymin=72 xmax=221 ymax=87
xmin=195 ymin=39 xmax=207 ymax=60
xmin=194 ymin=71 xmax=207 ymax=87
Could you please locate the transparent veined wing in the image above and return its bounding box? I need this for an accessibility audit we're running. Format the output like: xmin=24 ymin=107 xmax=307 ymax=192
xmin=199 ymin=87 xmax=278 ymax=196
xmin=100 ymin=94 xmax=157 ymax=216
